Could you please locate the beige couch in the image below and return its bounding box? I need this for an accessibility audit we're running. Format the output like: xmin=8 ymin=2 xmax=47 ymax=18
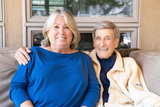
xmin=0 ymin=47 xmax=160 ymax=107
xmin=0 ymin=47 xmax=18 ymax=107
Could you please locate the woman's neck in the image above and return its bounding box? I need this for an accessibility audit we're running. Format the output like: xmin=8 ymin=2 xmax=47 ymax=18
xmin=41 ymin=45 xmax=78 ymax=54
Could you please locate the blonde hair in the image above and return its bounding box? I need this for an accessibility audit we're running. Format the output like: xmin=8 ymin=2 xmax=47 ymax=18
xmin=93 ymin=21 xmax=120 ymax=39
xmin=41 ymin=9 xmax=81 ymax=49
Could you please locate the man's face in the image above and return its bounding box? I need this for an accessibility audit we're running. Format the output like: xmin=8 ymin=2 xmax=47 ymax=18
xmin=93 ymin=29 xmax=119 ymax=59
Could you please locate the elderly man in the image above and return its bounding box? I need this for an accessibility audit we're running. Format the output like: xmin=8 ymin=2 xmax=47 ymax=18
xmin=14 ymin=21 xmax=160 ymax=107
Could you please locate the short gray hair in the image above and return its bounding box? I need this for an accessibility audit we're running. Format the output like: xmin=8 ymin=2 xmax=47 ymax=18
xmin=93 ymin=21 xmax=120 ymax=39
xmin=41 ymin=9 xmax=81 ymax=49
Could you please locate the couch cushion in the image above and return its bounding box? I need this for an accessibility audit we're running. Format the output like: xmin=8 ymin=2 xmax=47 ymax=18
xmin=129 ymin=50 xmax=160 ymax=96
xmin=0 ymin=47 xmax=19 ymax=107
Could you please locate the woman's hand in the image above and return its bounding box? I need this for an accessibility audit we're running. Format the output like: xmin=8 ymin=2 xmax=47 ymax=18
xmin=20 ymin=100 xmax=34 ymax=107
xmin=15 ymin=47 xmax=31 ymax=65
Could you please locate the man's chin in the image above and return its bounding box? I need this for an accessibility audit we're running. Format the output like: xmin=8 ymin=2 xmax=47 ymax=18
xmin=98 ymin=56 xmax=109 ymax=59
xmin=97 ymin=53 xmax=109 ymax=59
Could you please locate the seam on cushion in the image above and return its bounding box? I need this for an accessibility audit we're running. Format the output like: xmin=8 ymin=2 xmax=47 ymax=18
xmin=131 ymin=51 xmax=160 ymax=58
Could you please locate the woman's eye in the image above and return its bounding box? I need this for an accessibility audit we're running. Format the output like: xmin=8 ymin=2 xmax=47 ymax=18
xmin=54 ymin=26 xmax=59 ymax=28
xmin=64 ymin=26 xmax=69 ymax=29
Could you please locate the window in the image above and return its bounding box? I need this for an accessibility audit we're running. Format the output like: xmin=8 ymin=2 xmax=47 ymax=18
xmin=0 ymin=27 xmax=2 ymax=47
xmin=32 ymin=0 xmax=133 ymax=17
xmin=31 ymin=32 xmax=133 ymax=50
xmin=0 ymin=0 xmax=2 ymax=21
xmin=0 ymin=0 xmax=4 ymax=47
xmin=23 ymin=0 xmax=140 ymax=49
xmin=32 ymin=0 xmax=64 ymax=16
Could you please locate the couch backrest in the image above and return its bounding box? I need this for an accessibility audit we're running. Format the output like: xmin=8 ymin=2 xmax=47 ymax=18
xmin=0 ymin=47 xmax=19 ymax=107
xmin=129 ymin=50 xmax=160 ymax=96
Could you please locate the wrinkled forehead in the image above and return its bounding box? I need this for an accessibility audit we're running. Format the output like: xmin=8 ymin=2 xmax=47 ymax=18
xmin=95 ymin=29 xmax=115 ymax=37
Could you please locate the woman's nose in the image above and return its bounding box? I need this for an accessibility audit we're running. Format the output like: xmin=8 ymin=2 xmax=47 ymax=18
xmin=59 ymin=27 xmax=64 ymax=35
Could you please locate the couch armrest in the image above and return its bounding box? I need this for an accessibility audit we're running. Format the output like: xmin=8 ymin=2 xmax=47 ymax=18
xmin=129 ymin=50 xmax=160 ymax=96
xmin=0 ymin=47 xmax=19 ymax=107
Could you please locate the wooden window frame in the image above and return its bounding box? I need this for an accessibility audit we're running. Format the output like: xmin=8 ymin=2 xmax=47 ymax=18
xmin=0 ymin=0 xmax=4 ymax=47
xmin=25 ymin=0 xmax=140 ymax=23
xmin=22 ymin=0 xmax=141 ymax=49
xmin=25 ymin=26 xmax=139 ymax=48
xmin=0 ymin=0 xmax=2 ymax=22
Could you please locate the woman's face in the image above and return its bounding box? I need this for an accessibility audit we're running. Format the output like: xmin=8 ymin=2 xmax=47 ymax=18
xmin=47 ymin=15 xmax=73 ymax=49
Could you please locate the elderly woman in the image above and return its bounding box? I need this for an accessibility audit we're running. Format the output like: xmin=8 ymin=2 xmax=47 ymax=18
xmin=9 ymin=10 xmax=100 ymax=107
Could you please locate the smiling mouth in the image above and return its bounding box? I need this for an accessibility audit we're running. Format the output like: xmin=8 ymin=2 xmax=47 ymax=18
xmin=99 ymin=48 xmax=108 ymax=51
xmin=57 ymin=37 xmax=66 ymax=40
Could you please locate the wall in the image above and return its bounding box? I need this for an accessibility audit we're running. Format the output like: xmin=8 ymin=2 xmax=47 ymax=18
xmin=140 ymin=0 xmax=160 ymax=51
xmin=5 ymin=0 xmax=22 ymax=47
xmin=4 ymin=0 xmax=160 ymax=51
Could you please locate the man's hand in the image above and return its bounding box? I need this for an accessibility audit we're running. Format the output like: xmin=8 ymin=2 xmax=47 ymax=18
xmin=15 ymin=47 xmax=31 ymax=65
xmin=20 ymin=100 xmax=34 ymax=107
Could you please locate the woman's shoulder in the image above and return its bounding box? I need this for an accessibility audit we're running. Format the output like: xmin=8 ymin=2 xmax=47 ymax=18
xmin=78 ymin=50 xmax=92 ymax=59
xmin=30 ymin=46 xmax=46 ymax=54
xmin=29 ymin=46 xmax=43 ymax=57
xmin=30 ymin=46 xmax=40 ymax=51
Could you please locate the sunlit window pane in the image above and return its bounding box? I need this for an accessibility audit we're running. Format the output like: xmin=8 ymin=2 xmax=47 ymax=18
xmin=49 ymin=7 xmax=64 ymax=14
xmin=117 ymin=33 xmax=131 ymax=48
xmin=32 ymin=0 xmax=133 ymax=17
xmin=49 ymin=0 xmax=64 ymax=5
xmin=32 ymin=0 xmax=45 ymax=5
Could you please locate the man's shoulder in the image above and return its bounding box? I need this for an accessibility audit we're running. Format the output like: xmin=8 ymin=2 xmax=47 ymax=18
xmin=82 ymin=50 xmax=91 ymax=55
xmin=122 ymin=57 xmax=137 ymax=66
xmin=122 ymin=57 xmax=135 ymax=62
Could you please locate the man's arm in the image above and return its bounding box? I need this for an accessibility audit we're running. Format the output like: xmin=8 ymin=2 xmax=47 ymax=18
xmin=15 ymin=47 xmax=31 ymax=65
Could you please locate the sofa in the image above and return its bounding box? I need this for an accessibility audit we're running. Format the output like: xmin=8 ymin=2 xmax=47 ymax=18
xmin=0 ymin=47 xmax=19 ymax=107
xmin=0 ymin=47 xmax=160 ymax=107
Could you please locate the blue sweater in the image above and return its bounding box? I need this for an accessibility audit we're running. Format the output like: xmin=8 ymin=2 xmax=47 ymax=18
xmin=9 ymin=46 xmax=100 ymax=107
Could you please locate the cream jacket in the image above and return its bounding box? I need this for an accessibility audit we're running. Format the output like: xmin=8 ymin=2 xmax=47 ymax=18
xmin=85 ymin=49 xmax=160 ymax=107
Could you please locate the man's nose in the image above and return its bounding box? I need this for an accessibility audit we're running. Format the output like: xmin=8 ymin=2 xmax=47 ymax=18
xmin=100 ymin=39 xmax=105 ymax=46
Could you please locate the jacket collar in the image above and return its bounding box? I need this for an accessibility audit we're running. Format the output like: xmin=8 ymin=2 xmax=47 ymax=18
xmin=112 ymin=50 xmax=125 ymax=72
xmin=90 ymin=49 xmax=124 ymax=72
xmin=90 ymin=49 xmax=99 ymax=65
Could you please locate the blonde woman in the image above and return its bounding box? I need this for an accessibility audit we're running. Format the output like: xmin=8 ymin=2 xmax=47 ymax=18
xmin=9 ymin=10 xmax=100 ymax=107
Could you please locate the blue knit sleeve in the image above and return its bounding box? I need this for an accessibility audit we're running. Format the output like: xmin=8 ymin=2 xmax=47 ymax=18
xmin=81 ymin=57 xmax=101 ymax=107
xmin=9 ymin=50 xmax=34 ymax=107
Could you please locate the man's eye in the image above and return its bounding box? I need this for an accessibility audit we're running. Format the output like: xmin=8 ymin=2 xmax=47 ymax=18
xmin=105 ymin=38 xmax=110 ymax=40
xmin=96 ymin=37 xmax=100 ymax=40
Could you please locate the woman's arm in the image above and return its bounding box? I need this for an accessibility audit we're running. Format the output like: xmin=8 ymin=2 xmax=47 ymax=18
xmin=81 ymin=57 xmax=101 ymax=107
xmin=9 ymin=56 xmax=33 ymax=107
xmin=15 ymin=47 xmax=31 ymax=65
xmin=20 ymin=100 xmax=34 ymax=107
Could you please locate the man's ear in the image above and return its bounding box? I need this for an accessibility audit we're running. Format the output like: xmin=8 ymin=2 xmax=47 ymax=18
xmin=114 ymin=38 xmax=119 ymax=48
xmin=93 ymin=38 xmax=96 ymax=48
